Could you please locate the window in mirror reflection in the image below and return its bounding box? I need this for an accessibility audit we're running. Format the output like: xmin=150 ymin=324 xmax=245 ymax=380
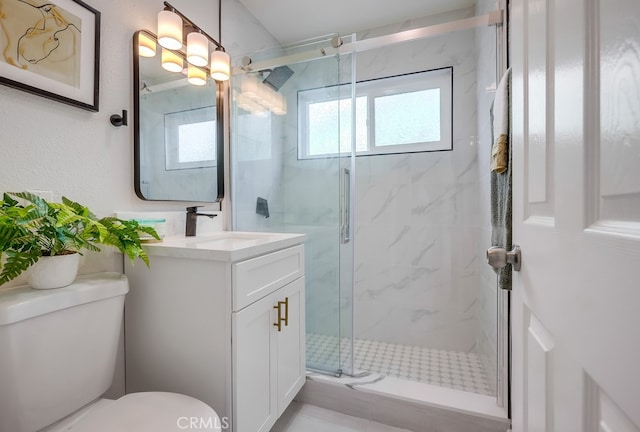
xmin=165 ymin=106 xmax=217 ymax=170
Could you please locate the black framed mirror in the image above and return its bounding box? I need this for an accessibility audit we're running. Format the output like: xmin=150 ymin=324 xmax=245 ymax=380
xmin=133 ymin=30 xmax=224 ymax=202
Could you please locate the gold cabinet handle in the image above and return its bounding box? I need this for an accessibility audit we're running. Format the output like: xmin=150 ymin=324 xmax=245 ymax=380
xmin=283 ymin=297 xmax=289 ymax=327
xmin=273 ymin=297 xmax=289 ymax=332
xmin=273 ymin=302 xmax=282 ymax=332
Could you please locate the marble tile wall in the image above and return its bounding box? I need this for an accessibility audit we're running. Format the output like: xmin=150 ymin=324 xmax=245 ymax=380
xmin=349 ymin=9 xmax=481 ymax=352
xmin=228 ymin=9 xmax=284 ymax=233
xmin=231 ymin=109 xmax=286 ymax=231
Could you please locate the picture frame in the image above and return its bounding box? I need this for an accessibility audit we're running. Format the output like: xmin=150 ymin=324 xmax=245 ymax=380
xmin=0 ymin=0 xmax=100 ymax=111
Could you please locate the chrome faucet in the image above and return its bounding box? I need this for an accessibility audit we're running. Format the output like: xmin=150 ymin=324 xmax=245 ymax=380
xmin=185 ymin=206 xmax=217 ymax=236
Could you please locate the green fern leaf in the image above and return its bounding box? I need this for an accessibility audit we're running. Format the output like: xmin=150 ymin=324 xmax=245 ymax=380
xmin=0 ymin=250 xmax=41 ymax=285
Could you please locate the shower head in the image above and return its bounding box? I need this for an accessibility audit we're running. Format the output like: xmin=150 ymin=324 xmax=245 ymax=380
xmin=262 ymin=66 xmax=294 ymax=91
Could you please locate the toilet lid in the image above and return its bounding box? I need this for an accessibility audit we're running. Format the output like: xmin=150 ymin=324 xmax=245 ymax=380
xmin=70 ymin=392 xmax=222 ymax=432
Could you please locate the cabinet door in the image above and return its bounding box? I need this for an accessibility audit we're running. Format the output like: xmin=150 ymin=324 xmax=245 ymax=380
xmin=275 ymin=277 xmax=306 ymax=416
xmin=232 ymin=294 xmax=278 ymax=432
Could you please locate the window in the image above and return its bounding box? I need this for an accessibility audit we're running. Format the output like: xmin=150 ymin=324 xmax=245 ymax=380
xmin=298 ymin=67 xmax=452 ymax=158
xmin=165 ymin=106 xmax=216 ymax=170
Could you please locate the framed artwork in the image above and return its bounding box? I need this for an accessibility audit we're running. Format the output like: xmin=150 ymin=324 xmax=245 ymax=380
xmin=0 ymin=0 xmax=100 ymax=111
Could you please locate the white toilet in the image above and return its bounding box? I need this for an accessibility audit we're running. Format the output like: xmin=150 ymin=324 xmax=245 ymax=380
xmin=0 ymin=272 xmax=222 ymax=432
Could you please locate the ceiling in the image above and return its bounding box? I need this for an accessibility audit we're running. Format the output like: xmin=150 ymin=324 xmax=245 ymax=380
xmin=237 ymin=0 xmax=476 ymax=44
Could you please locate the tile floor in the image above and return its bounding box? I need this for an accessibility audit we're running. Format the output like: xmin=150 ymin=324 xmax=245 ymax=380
xmin=306 ymin=333 xmax=493 ymax=396
xmin=271 ymin=402 xmax=413 ymax=432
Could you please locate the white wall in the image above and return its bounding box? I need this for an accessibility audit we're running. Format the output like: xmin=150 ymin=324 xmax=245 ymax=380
xmin=231 ymin=96 xmax=286 ymax=231
xmin=0 ymin=0 xmax=277 ymax=287
xmin=350 ymin=8 xmax=480 ymax=351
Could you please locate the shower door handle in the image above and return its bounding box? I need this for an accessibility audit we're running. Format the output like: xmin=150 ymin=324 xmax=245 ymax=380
xmin=486 ymin=245 xmax=522 ymax=272
xmin=340 ymin=168 xmax=351 ymax=244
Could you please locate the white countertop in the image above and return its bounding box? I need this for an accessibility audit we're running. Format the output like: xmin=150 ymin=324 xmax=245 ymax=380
xmin=141 ymin=231 xmax=307 ymax=262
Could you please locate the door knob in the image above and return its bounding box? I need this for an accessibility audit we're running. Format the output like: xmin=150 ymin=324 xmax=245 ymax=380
xmin=486 ymin=245 xmax=522 ymax=271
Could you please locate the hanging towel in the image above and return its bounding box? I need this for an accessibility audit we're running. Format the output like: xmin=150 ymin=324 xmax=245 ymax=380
xmin=490 ymin=68 xmax=512 ymax=290
xmin=491 ymin=69 xmax=511 ymax=173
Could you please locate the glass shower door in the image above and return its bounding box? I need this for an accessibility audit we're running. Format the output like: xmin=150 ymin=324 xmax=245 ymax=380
xmin=231 ymin=36 xmax=354 ymax=376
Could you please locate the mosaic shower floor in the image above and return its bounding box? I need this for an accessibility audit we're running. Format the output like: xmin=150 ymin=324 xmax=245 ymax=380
xmin=306 ymin=333 xmax=494 ymax=396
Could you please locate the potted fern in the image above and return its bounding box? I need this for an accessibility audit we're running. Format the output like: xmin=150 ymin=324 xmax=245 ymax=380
xmin=0 ymin=192 xmax=159 ymax=289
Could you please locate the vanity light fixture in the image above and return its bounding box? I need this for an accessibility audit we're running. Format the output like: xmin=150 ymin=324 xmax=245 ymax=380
xmin=152 ymin=2 xmax=229 ymax=83
xmin=186 ymin=32 xmax=208 ymax=67
xmin=234 ymin=89 xmax=267 ymax=116
xmin=161 ymin=48 xmax=183 ymax=73
xmin=210 ymin=0 xmax=230 ymax=81
xmin=258 ymin=84 xmax=275 ymax=108
xmin=187 ymin=64 xmax=208 ymax=86
xmin=157 ymin=9 xmax=183 ymax=50
xmin=240 ymin=74 xmax=260 ymax=100
xmin=237 ymin=74 xmax=287 ymax=116
xmin=210 ymin=49 xmax=230 ymax=81
xmin=138 ymin=32 xmax=157 ymax=57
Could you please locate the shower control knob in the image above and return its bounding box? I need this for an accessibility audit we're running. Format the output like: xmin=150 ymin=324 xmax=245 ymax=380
xmin=486 ymin=245 xmax=522 ymax=272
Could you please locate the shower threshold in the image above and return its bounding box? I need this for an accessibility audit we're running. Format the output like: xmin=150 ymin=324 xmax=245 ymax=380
xmin=297 ymin=372 xmax=509 ymax=432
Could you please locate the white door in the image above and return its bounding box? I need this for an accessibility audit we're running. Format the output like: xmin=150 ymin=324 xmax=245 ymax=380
xmin=510 ymin=0 xmax=640 ymax=431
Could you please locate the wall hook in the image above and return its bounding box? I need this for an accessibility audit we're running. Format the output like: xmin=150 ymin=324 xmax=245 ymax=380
xmin=110 ymin=110 xmax=128 ymax=127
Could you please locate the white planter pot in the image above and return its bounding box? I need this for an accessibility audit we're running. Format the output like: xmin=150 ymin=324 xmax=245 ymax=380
xmin=29 ymin=253 xmax=80 ymax=290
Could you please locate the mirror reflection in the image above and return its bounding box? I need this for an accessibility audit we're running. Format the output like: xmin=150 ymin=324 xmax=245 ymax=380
xmin=134 ymin=30 xmax=224 ymax=202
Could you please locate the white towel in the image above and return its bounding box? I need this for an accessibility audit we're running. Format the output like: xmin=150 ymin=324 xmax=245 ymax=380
xmin=491 ymin=68 xmax=511 ymax=173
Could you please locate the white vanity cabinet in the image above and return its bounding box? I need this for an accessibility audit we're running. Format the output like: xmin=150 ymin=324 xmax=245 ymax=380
xmin=233 ymin=276 xmax=305 ymax=432
xmin=124 ymin=233 xmax=306 ymax=432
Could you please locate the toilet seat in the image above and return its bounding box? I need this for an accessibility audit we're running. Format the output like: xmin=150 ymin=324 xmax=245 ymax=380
xmin=67 ymin=392 xmax=222 ymax=432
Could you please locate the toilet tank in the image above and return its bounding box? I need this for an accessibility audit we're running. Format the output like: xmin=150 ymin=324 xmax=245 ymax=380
xmin=0 ymin=273 xmax=129 ymax=432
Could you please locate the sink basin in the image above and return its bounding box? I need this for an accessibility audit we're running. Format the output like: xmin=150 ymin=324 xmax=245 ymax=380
xmin=142 ymin=231 xmax=306 ymax=262
xmin=185 ymin=232 xmax=283 ymax=244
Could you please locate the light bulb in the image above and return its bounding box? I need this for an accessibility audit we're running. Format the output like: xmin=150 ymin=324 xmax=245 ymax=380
xmin=210 ymin=49 xmax=230 ymax=81
xmin=187 ymin=32 xmax=208 ymax=67
xmin=138 ymin=32 xmax=156 ymax=57
xmin=161 ymin=48 xmax=183 ymax=73
xmin=236 ymin=92 xmax=258 ymax=112
xmin=241 ymin=75 xmax=260 ymax=101
xmin=157 ymin=10 xmax=183 ymax=50
xmin=187 ymin=64 xmax=207 ymax=86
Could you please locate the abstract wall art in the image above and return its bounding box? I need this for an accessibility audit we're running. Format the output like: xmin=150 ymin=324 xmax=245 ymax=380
xmin=0 ymin=0 xmax=100 ymax=111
